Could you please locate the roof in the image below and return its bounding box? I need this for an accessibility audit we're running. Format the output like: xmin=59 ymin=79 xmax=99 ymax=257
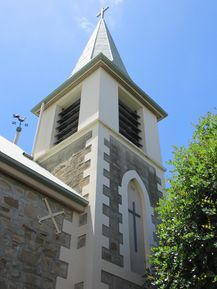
xmin=71 ymin=18 xmax=129 ymax=77
xmin=0 ymin=136 xmax=88 ymax=211
xmin=32 ymin=54 xmax=167 ymax=121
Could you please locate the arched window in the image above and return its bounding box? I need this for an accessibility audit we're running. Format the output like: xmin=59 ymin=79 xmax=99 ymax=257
xmin=119 ymin=170 xmax=155 ymax=275
xmin=128 ymin=180 xmax=145 ymax=274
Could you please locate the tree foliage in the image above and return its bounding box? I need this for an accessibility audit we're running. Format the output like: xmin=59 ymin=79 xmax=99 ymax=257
xmin=151 ymin=113 xmax=217 ymax=289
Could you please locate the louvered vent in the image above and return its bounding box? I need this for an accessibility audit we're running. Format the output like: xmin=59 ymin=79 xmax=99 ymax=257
xmin=55 ymin=99 xmax=80 ymax=145
xmin=119 ymin=100 xmax=142 ymax=148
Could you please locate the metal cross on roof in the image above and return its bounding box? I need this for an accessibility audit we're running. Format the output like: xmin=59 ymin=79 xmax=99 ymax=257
xmin=38 ymin=198 xmax=65 ymax=234
xmin=96 ymin=6 xmax=109 ymax=19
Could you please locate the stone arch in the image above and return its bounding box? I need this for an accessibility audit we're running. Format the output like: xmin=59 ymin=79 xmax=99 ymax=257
xmin=119 ymin=170 xmax=155 ymax=272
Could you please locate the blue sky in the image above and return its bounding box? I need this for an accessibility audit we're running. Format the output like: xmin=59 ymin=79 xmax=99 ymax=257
xmin=0 ymin=0 xmax=216 ymax=179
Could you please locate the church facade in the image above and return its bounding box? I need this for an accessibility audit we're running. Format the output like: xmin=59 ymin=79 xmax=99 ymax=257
xmin=0 ymin=10 xmax=167 ymax=289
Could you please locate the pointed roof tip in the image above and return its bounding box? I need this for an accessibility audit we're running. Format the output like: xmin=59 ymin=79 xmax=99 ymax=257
xmin=71 ymin=17 xmax=129 ymax=77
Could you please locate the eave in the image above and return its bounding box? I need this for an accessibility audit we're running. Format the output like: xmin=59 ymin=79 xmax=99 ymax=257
xmin=0 ymin=151 xmax=88 ymax=212
xmin=31 ymin=53 xmax=167 ymax=121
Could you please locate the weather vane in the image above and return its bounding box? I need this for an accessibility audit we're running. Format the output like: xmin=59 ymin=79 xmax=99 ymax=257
xmin=96 ymin=6 xmax=109 ymax=19
xmin=12 ymin=114 xmax=28 ymax=145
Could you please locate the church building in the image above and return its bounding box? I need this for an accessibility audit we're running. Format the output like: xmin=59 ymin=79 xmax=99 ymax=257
xmin=0 ymin=8 xmax=167 ymax=289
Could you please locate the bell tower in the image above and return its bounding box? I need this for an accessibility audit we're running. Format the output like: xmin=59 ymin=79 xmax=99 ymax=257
xmin=31 ymin=8 xmax=167 ymax=289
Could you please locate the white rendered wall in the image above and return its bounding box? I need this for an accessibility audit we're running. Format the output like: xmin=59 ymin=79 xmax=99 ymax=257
xmin=79 ymin=68 xmax=119 ymax=133
xmin=78 ymin=70 xmax=101 ymax=131
xmin=55 ymin=124 xmax=101 ymax=289
xmin=34 ymin=67 xmax=162 ymax=165
xmin=89 ymin=122 xmax=162 ymax=288
xmin=32 ymin=66 xmax=165 ymax=288
xmin=98 ymin=69 xmax=119 ymax=132
xmin=33 ymin=104 xmax=57 ymax=158
xmin=90 ymin=123 xmax=111 ymax=289
xmin=35 ymin=117 xmax=165 ymax=289
xmin=142 ymin=106 xmax=162 ymax=164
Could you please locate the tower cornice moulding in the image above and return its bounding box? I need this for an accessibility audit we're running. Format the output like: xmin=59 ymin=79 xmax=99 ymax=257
xmin=32 ymin=54 xmax=167 ymax=121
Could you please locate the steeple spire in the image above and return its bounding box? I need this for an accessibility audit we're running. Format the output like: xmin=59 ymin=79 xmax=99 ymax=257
xmin=71 ymin=8 xmax=129 ymax=77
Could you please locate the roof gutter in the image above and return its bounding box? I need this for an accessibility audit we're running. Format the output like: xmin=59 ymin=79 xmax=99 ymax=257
xmin=0 ymin=151 xmax=88 ymax=212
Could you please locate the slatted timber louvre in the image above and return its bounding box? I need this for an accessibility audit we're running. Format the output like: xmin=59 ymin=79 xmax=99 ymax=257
xmin=119 ymin=100 xmax=142 ymax=148
xmin=55 ymin=99 xmax=80 ymax=145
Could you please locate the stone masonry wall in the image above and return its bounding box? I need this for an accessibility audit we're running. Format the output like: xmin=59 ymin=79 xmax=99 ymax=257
xmin=40 ymin=132 xmax=92 ymax=194
xmin=101 ymin=136 xmax=162 ymax=288
xmin=101 ymin=271 xmax=142 ymax=289
xmin=0 ymin=172 xmax=73 ymax=289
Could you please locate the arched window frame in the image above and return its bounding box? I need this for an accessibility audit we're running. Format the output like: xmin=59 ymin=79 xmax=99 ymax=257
xmin=119 ymin=170 xmax=155 ymax=272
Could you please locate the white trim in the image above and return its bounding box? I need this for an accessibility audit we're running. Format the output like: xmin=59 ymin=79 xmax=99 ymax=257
xmin=32 ymin=102 xmax=45 ymax=157
xmin=99 ymin=120 xmax=165 ymax=171
xmin=119 ymin=170 xmax=155 ymax=271
xmin=35 ymin=118 xmax=97 ymax=163
xmin=35 ymin=116 xmax=165 ymax=173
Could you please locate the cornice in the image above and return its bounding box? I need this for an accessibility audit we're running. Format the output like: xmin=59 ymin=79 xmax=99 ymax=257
xmin=31 ymin=54 xmax=167 ymax=121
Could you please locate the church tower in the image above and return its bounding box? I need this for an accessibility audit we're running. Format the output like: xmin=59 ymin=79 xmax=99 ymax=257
xmin=31 ymin=8 xmax=167 ymax=289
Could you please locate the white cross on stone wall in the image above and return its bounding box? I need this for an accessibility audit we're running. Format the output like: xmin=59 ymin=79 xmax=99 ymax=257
xmin=38 ymin=198 xmax=65 ymax=234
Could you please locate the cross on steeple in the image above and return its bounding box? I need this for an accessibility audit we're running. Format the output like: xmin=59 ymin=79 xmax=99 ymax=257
xmin=97 ymin=6 xmax=109 ymax=19
xmin=128 ymin=201 xmax=141 ymax=252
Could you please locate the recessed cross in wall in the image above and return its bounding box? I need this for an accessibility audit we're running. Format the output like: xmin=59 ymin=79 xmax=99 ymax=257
xmin=128 ymin=201 xmax=141 ymax=252
xmin=38 ymin=198 xmax=65 ymax=234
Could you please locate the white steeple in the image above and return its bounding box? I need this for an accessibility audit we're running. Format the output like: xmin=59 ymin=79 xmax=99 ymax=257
xmin=30 ymin=9 xmax=167 ymax=289
xmin=71 ymin=11 xmax=129 ymax=76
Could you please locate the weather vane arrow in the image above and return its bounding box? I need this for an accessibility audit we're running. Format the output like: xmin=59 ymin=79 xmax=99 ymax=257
xmin=12 ymin=114 xmax=28 ymax=145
